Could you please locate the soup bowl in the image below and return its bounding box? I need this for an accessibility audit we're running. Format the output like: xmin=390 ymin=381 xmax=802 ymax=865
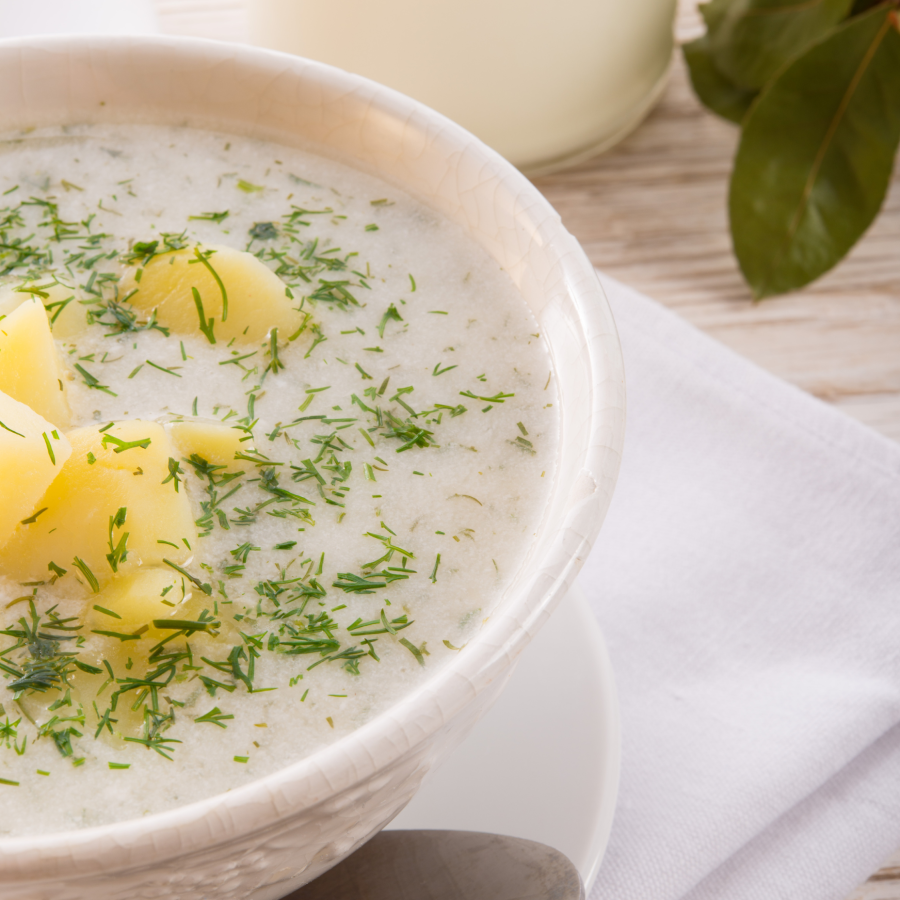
xmin=0 ymin=35 xmax=625 ymax=900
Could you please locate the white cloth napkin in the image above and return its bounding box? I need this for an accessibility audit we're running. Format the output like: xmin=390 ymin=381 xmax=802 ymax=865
xmin=0 ymin=0 xmax=157 ymax=38
xmin=581 ymin=274 xmax=900 ymax=900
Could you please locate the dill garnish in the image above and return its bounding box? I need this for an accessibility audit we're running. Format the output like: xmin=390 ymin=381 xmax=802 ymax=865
xmin=90 ymin=298 xmax=169 ymax=338
xmin=381 ymin=412 xmax=435 ymax=452
xmin=195 ymin=707 xmax=234 ymax=727
xmin=399 ymin=638 xmax=427 ymax=667
xmin=189 ymin=211 xmax=230 ymax=223
xmin=74 ymin=363 xmax=116 ymax=396
xmin=511 ymin=435 xmax=535 ymax=455
xmin=0 ymin=420 xmax=25 ymax=438
xmin=249 ymin=221 xmax=277 ymax=242
xmin=449 ymin=493 xmax=483 ymax=506
xmin=162 ymin=458 xmax=184 ymax=492
xmin=20 ymin=508 xmax=48 ymax=526
xmin=101 ymin=433 xmax=151 ymax=453
xmin=430 ymin=553 xmax=441 ymax=583
xmin=105 ymin=507 xmax=129 ymax=573
xmin=264 ymin=328 xmax=284 ymax=375
xmin=145 ymin=360 xmax=182 ymax=378
xmin=191 ymin=287 xmax=217 ymax=344
xmin=190 ymin=247 xmax=229 ymax=321
xmin=72 ymin=557 xmax=100 ymax=593
xmin=460 ymin=389 xmax=515 ymax=404
xmin=162 ymin=559 xmax=213 ymax=596
xmin=377 ymin=302 xmax=403 ymax=339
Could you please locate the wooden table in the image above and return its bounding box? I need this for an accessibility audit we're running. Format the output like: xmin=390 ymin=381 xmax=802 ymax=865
xmin=534 ymin=5 xmax=900 ymax=447
xmin=153 ymin=2 xmax=900 ymax=895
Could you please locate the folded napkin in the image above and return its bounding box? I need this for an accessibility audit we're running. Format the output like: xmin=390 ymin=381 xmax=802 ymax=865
xmin=582 ymin=274 xmax=900 ymax=900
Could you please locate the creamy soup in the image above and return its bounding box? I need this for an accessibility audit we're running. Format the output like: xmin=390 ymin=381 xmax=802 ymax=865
xmin=0 ymin=124 xmax=557 ymax=835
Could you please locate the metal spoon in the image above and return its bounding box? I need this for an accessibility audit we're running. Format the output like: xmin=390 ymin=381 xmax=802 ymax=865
xmin=286 ymin=829 xmax=585 ymax=900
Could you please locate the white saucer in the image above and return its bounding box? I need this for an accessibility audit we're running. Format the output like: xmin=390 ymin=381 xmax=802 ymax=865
xmin=389 ymin=584 xmax=621 ymax=890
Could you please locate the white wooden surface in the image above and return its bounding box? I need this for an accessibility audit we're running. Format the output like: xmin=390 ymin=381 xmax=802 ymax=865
xmin=153 ymin=1 xmax=900 ymax=895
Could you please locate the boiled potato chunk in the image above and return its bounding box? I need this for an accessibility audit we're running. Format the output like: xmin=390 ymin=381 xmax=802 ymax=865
xmin=123 ymin=243 xmax=301 ymax=344
xmin=0 ymin=389 xmax=71 ymax=548
xmin=0 ymin=420 xmax=195 ymax=585
xmin=87 ymin=567 xmax=192 ymax=639
xmin=0 ymin=279 xmax=90 ymax=338
xmin=169 ymin=420 xmax=249 ymax=467
xmin=0 ymin=297 xmax=71 ymax=425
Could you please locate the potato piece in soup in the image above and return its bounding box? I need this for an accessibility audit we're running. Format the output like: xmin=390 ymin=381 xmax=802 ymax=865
xmin=168 ymin=420 xmax=248 ymax=468
xmin=0 ymin=279 xmax=89 ymax=339
xmin=0 ymin=420 xmax=196 ymax=585
xmin=0 ymin=389 xmax=71 ymax=548
xmin=86 ymin=567 xmax=193 ymax=638
xmin=0 ymin=296 xmax=71 ymax=425
xmin=122 ymin=244 xmax=302 ymax=345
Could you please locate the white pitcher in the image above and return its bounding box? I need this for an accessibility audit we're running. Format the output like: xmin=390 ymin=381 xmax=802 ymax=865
xmin=249 ymin=0 xmax=677 ymax=174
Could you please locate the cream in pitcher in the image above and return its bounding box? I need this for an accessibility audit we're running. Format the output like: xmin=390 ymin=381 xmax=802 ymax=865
xmin=248 ymin=0 xmax=677 ymax=173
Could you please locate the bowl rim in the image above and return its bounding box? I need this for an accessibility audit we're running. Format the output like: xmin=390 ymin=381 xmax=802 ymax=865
xmin=0 ymin=32 xmax=625 ymax=875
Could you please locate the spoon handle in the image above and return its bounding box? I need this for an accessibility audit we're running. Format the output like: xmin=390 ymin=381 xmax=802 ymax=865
xmin=288 ymin=829 xmax=585 ymax=900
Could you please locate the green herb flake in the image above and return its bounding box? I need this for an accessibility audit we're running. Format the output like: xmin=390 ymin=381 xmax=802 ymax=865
xmin=377 ymin=303 xmax=403 ymax=339
xmin=101 ymin=434 xmax=151 ymax=454
xmin=72 ymin=556 xmax=100 ymax=593
xmin=195 ymin=707 xmax=234 ymax=728
xmin=191 ymin=247 xmax=230 ymax=321
xmin=0 ymin=420 xmax=25 ymax=438
xmin=162 ymin=457 xmax=184 ymax=493
xmin=20 ymin=507 xmax=48 ymax=526
xmin=399 ymin=638 xmax=427 ymax=667
xmin=189 ymin=210 xmax=230 ymax=223
xmin=93 ymin=605 xmax=122 ymax=620
xmin=74 ymin=363 xmax=116 ymax=396
xmin=145 ymin=360 xmax=182 ymax=378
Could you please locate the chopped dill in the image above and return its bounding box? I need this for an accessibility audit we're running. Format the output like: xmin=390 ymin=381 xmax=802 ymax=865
xmin=377 ymin=302 xmax=403 ymax=339
xmin=195 ymin=707 xmax=234 ymax=728
xmin=189 ymin=210 xmax=230 ymax=223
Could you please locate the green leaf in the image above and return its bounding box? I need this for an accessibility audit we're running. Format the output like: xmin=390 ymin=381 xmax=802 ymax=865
xmin=700 ymin=0 xmax=736 ymax=32
xmin=702 ymin=0 xmax=854 ymax=89
xmin=684 ymin=34 xmax=759 ymax=123
xmin=730 ymin=5 xmax=900 ymax=298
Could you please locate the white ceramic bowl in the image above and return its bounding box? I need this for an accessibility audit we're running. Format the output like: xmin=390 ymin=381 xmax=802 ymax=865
xmin=0 ymin=36 xmax=625 ymax=900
